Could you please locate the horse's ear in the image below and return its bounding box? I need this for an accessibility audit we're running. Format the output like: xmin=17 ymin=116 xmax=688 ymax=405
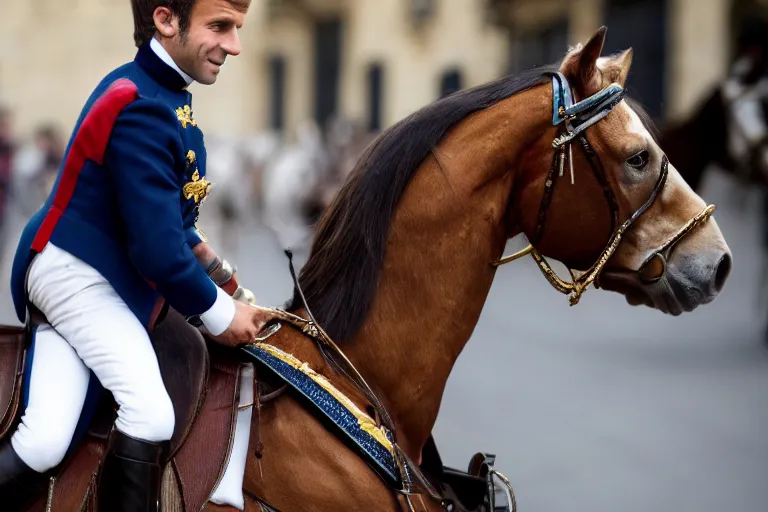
xmin=599 ymin=48 xmax=633 ymax=87
xmin=560 ymin=26 xmax=607 ymax=96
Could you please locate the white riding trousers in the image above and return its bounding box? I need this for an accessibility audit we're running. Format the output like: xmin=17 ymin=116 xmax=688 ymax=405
xmin=11 ymin=242 xmax=175 ymax=472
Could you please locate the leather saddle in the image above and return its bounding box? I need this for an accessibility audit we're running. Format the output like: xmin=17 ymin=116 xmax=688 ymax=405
xmin=0 ymin=324 xmax=26 ymax=440
xmin=0 ymin=308 xmax=251 ymax=512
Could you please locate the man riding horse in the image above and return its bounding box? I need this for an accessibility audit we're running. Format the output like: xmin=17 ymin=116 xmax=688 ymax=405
xmin=0 ymin=0 xmax=275 ymax=510
xmin=0 ymin=18 xmax=734 ymax=512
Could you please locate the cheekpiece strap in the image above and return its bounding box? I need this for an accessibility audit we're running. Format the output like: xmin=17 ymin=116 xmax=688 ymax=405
xmin=551 ymin=72 xmax=575 ymax=126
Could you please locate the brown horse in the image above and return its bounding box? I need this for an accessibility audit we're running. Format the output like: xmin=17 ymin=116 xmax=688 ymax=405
xmin=13 ymin=27 xmax=731 ymax=511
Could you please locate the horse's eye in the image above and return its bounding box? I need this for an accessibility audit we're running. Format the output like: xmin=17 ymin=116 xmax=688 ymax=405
xmin=627 ymin=150 xmax=649 ymax=169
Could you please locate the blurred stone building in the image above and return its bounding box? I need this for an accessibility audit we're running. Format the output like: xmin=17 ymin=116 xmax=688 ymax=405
xmin=0 ymin=0 xmax=764 ymax=138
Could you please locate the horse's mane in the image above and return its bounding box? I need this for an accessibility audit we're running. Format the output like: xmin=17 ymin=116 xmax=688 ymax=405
xmin=286 ymin=64 xmax=559 ymax=342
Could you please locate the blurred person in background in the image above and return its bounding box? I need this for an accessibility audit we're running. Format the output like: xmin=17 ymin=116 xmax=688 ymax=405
xmin=0 ymin=106 xmax=13 ymax=231
xmin=0 ymin=107 xmax=15 ymax=265
xmin=0 ymin=1 xmax=275 ymax=511
xmin=313 ymin=116 xmax=379 ymax=221
xmin=11 ymin=124 xmax=65 ymax=217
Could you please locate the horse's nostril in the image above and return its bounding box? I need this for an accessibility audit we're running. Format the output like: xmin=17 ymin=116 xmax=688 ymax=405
xmin=713 ymin=253 xmax=732 ymax=293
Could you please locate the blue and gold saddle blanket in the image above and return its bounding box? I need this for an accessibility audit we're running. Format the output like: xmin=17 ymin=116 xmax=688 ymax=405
xmin=241 ymin=339 xmax=399 ymax=485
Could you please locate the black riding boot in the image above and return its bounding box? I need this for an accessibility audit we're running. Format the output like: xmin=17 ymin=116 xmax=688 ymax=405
xmin=97 ymin=430 xmax=169 ymax=512
xmin=0 ymin=438 xmax=48 ymax=510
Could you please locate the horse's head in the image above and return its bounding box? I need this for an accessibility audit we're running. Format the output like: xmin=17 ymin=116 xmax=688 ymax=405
xmin=513 ymin=27 xmax=732 ymax=315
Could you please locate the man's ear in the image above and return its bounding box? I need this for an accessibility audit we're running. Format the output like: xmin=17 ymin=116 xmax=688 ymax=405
xmin=153 ymin=6 xmax=178 ymax=38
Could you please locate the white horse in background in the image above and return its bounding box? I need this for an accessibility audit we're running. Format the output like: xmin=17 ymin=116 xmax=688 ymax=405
xmin=258 ymin=117 xmax=381 ymax=257
xmin=201 ymin=118 xmax=379 ymax=261
xmin=259 ymin=120 xmax=333 ymax=256
xmin=318 ymin=117 xmax=380 ymax=209
xmin=202 ymin=132 xmax=280 ymax=254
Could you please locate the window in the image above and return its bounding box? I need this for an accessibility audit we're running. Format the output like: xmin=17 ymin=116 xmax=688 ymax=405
xmin=508 ymin=17 xmax=569 ymax=74
xmin=410 ymin=0 xmax=436 ymax=28
xmin=439 ymin=68 xmax=463 ymax=98
xmin=268 ymin=54 xmax=286 ymax=132
xmin=367 ymin=63 xmax=384 ymax=131
xmin=314 ymin=18 xmax=343 ymax=128
xmin=604 ymin=0 xmax=667 ymax=120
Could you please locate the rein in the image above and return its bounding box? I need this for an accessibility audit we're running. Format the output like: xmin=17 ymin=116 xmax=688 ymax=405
xmin=265 ymin=251 xmax=446 ymax=511
xmin=494 ymin=72 xmax=717 ymax=305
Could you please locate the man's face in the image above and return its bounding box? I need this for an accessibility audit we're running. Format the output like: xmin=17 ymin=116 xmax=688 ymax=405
xmin=165 ymin=0 xmax=250 ymax=85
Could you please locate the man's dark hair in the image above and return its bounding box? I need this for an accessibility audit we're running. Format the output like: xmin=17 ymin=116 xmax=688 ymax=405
xmin=131 ymin=0 xmax=199 ymax=48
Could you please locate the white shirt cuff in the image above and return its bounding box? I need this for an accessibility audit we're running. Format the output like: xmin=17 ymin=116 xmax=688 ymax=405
xmin=199 ymin=286 xmax=236 ymax=336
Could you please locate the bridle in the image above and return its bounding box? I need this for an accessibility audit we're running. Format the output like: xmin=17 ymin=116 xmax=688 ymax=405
xmin=493 ymin=72 xmax=717 ymax=305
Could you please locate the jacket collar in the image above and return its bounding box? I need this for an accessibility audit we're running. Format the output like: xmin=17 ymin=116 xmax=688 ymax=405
xmin=135 ymin=39 xmax=192 ymax=91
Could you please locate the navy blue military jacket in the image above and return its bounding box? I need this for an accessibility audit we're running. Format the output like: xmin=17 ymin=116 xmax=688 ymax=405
xmin=10 ymin=41 xmax=218 ymax=327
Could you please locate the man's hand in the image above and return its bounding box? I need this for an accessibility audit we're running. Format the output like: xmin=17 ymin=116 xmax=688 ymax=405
xmin=209 ymin=301 xmax=276 ymax=347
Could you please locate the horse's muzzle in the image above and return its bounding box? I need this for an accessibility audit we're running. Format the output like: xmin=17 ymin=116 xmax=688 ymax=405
xmin=660 ymin=247 xmax=732 ymax=314
xmin=597 ymin=242 xmax=732 ymax=315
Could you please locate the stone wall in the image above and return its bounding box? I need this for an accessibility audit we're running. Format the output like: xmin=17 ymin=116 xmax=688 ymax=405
xmin=0 ymin=0 xmax=736 ymax=138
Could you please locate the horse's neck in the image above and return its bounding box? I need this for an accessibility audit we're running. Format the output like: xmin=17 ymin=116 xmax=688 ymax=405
xmin=346 ymin=87 xmax=551 ymax=460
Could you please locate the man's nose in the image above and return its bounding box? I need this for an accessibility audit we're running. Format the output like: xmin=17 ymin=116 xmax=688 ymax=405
xmin=222 ymin=30 xmax=241 ymax=56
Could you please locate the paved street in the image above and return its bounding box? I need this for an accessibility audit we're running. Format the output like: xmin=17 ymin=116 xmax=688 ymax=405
xmin=1 ymin=168 xmax=766 ymax=511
